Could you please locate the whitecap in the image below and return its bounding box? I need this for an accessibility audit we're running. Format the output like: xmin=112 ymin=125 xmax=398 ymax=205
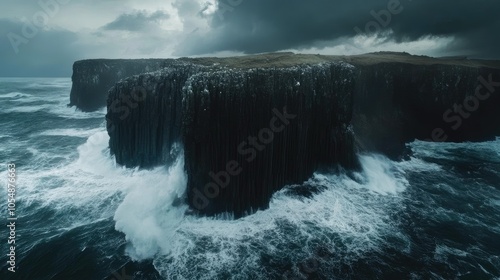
xmin=114 ymin=155 xmax=188 ymax=260
xmin=0 ymin=92 xmax=33 ymax=98
xmin=113 ymin=153 xmax=410 ymax=279
xmin=339 ymin=154 xmax=409 ymax=195
xmin=4 ymin=105 xmax=47 ymax=113
xmin=1 ymin=129 xmax=154 ymax=230
xmin=49 ymin=105 xmax=107 ymax=119
xmin=434 ymin=244 xmax=468 ymax=262
xmin=38 ymin=128 xmax=104 ymax=138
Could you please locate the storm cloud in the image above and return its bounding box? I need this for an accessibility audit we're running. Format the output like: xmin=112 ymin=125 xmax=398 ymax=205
xmin=0 ymin=18 xmax=81 ymax=77
xmin=0 ymin=0 xmax=499 ymax=76
xmin=103 ymin=10 xmax=170 ymax=32
xmin=175 ymin=0 xmax=500 ymax=58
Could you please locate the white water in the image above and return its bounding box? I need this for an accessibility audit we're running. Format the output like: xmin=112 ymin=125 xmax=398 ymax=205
xmin=3 ymin=78 xmax=500 ymax=279
xmin=8 ymin=129 xmax=173 ymax=232
xmin=0 ymin=92 xmax=33 ymax=98
xmin=109 ymin=148 xmax=411 ymax=279
xmin=37 ymin=128 xmax=104 ymax=138
xmin=114 ymin=156 xmax=188 ymax=260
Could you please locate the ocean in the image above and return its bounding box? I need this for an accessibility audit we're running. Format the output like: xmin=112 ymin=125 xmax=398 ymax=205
xmin=0 ymin=78 xmax=499 ymax=279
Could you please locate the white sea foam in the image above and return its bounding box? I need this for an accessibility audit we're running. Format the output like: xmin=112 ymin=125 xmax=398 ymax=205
xmin=114 ymin=156 xmax=188 ymax=260
xmin=1 ymin=80 xmax=106 ymax=119
xmin=5 ymin=100 xmax=107 ymax=119
xmin=410 ymin=138 xmax=500 ymax=163
xmin=0 ymin=92 xmax=33 ymax=98
xmin=397 ymin=156 xmax=442 ymax=172
xmin=49 ymin=105 xmax=107 ymax=119
xmin=4 ymin=91 xmax=43 ymax=103
xmin=4 ymin=105 xmax=47 ymax=113
xmin=14 ymin=131 xmax=117 ymax=207
xmin=355 ymin=154 xmax=408 ymax=194
xmin=38 ymin=128 xmax=104 ymax=138
xmin=3 ymin=105 xmax=497 ymax=279
xmin=24 ymin=79 xmax=71 ymax=89
xmin=5 ymin=130 xmax=169 ymax=231
xmin=112 ymin=153 xmax=410 ymax=279
xmin=11 ymin=96 xmax=43 ymax=103
xmin=434 ymin=244 xmax=468 ymax=262
xmin=490 ymin=199 xmax=500 ymax=208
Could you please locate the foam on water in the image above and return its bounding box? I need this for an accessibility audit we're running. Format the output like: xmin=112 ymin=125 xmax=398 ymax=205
xmin=50 ymin=105 xmax=107 ymax=120
xmin=5 ymin=128 xmax=495 ymax=278
xmin=397 ymin=156 xmax=442 ymax=173
xmin=113 ymin=153 xmax=410 ymax=279
xmin=410 ymin=138 xmax=500 ymax=163
xmin=3 ymin=97 xmax=106 ymax=119
xmin=9 ymin=130 xmax=115 ymax=219
xmin=0 ymin=91 xmax=44 ymax=104
xmin=0 ymin=79 xmax=106 ymax=119
xmin=0 ymin=92 xmax=33 ymax=98
xmin=490 ymin=199 xmax=500 ymax=207
xmin=434 ymin=244 xmax=468 ymax=262
xmin=37 ymin=128 xmax=104 ymax=138
xmin=346 ymin=154 xmax=409 ymax=195
xmin=2 ymin=78 xmax=499 ymax=278
xmin=114 ymin=155 xmax=188 ymax=260
xmin=3 ymin=129 xmax=173 ymax=232
xmin=4 ymin=105 xmax=47 ymax=113
xmin=23 ymin=79 xmax=71 ymax=89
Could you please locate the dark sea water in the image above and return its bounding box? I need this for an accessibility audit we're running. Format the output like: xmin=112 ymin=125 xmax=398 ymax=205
xmin=0 ymin=78 xmax=499 ymax=280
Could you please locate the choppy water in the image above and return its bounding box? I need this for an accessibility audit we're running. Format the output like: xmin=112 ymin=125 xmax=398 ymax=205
xmin=0 ymin=78 xmax=499 ymax=279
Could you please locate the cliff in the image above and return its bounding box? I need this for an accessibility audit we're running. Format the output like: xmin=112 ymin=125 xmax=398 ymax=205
xmin=353 ymin=62 xmax=500 ymax=158
xmin=105 ymin=59 xmax=359 ymax=217
xmin=182 ymin=63 xmax=358 ymax=215
xmin=76 ymin=52 xmax=500 ymax=217
xmin=106 ymin=62 xmax=202 ymax=167
xmin=69 ymin=59 xmax=176 ymax=111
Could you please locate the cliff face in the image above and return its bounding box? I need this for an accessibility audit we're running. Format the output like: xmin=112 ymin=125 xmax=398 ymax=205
xmin=106 ymin=61 xmax=358 ymax=217
xmin=72 ymin=52 xmax=500 ymax=217
xmin=69 ymin=59 xmax=174 ymax=111
xmin=106 ymin=63 xmax=202 ymax=167
xmin=353 ymin=63 xmax=500 ymax=158
xmin=183 ymin=63 xmax=358 ymax=216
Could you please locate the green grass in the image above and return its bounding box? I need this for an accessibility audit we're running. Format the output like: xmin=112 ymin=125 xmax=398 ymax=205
xmin=181 ymin=51 xmax=500 ymax=69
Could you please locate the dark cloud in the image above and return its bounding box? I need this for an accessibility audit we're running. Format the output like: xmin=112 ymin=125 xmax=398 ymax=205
xmin=1 ymin=0 xmax=499 ymax=77
xmin=102 ymin=10 xmax=169 ymax=31
xmin=0 ymin=19 xmax=82 ymax=77
xmin=175 ymin=0 xmax=500 ymax=59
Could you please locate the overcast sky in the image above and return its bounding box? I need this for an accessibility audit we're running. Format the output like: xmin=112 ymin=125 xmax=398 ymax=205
xmin=1 ymin=0 xmax=499 ymax=77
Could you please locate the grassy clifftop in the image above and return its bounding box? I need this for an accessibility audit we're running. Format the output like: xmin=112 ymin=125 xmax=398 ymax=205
xmin=185 ymin=52 xmax=500 ymax=69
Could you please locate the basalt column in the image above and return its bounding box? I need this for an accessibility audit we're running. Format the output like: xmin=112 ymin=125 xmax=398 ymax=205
xmin=352 ymin=63 xmax=500 ymax=158
xmin=70 ymin=59 xmax=174 ymax=111
xmin=107 ymin=65 xmax=201 ymax=168
xmin=183 ymin=63 xmax=359 ymax=217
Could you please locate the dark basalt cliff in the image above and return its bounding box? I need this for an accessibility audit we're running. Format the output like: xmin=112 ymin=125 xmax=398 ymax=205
xmin=69 ymin=59 xmax=176 ymax=111
xmin=353 ymin=63 xmax=500 ymax=158
xmin=106 ymin=63 xmax=202 ymax=168
xmin=182 ymin=64 xmax=358 ymax=215
xmin=74 ymin=52 xmax=500 ymax=217
xmin=106 ymin=61 xmax=358 ymax=217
